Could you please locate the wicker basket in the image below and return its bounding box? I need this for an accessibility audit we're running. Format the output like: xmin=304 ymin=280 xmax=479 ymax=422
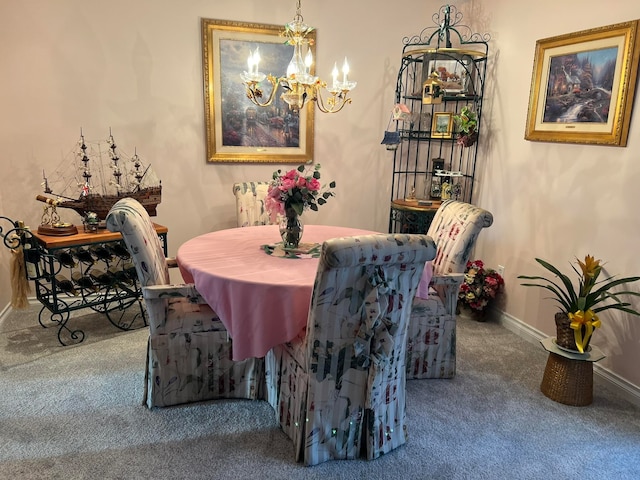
xmin=554 ymin=312 xmax=593 ymax=352
xmin=555 ymin=312 xmax=576 ymax=350
xmin=540 ymin=353 xmax=593 ymax=406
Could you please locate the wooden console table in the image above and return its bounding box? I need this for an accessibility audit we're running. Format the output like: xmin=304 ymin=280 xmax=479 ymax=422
xmin=25 ymin=224 xmax=167 ymax=345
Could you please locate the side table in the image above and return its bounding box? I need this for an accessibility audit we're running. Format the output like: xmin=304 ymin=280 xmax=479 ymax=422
xmin=540 ymin=337 xmax=605 ymax=406
xmin=389 ymin=199 xmax=442 ymax=234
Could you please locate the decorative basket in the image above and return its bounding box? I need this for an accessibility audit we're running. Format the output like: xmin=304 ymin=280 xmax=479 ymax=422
xmin=457 ymin=130 xmax=478 ymax=147
xmin=540 ymin=353 xmax=593 ymax=406
xmin=555 ymin=311 xmax=593 ymax=353
xmin=554 ymin=312 xmax=576 ymax=350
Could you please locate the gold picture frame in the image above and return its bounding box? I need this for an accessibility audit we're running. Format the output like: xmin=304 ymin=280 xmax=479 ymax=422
xmin=525 ymin=20 xmax=640 ymax=146
xmin=431 ymin=112 xmax=454 ymax=138
xmin=201 ymin=18 xmax=315 ymax=163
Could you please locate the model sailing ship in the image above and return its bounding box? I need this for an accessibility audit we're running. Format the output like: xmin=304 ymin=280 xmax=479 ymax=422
xmin=41 ymin=130 xmax=162 ymax=221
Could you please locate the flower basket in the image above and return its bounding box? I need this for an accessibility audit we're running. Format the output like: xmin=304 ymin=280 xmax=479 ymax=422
xmin=457 ymin=130 xmax=478 ymax=147
xmin=555 ymin=312 xmax=579 ymax=351
xmin=458 ymin=260 xmax=504 ymax=320
xmin=453 ymin=106 xmax=478 ymax=148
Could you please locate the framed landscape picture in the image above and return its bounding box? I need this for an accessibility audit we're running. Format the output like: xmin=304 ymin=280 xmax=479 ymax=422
xmin=431 ymin=112 xmax=454 ymax=138
xmin=201 ymin=18 xmax=315 ymax=163
xmin=524 ymin=20 xmax=640 ymax=146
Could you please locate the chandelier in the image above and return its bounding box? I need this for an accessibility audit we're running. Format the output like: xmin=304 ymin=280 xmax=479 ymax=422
xmin=240 ymin=0 xmax=356 ymax=114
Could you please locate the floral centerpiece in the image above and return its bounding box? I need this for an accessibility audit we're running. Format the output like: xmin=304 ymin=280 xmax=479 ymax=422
xmin=266 ymin=163 xmax=335 ymax=248
xmin=458 ymin=260 xmax=504 ymax=319
xmin=518 ymin=255 xmax=640 ymax=353
xmin=453 ymin=106 xmax=478 ymax=147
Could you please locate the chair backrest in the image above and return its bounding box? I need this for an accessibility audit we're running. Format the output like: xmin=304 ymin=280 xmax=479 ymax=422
xmin=105 ymin=197 xmax=169 ymax=287
xmin=426 ymin=199 xmax=493 ymax=276
xmin=232 ymin=181 xmax=273 ymax=227
xmin=300 ymin=233 xmax=436 ymax=461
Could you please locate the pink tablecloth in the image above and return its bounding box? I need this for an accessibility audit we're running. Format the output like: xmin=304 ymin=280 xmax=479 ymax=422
xmin=177 ymin=225 xmax=376 ymax=360
xmin=416 ymin=261 xmax=433 ymax=299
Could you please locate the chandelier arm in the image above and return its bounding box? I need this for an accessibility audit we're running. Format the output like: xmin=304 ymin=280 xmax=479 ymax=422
xmin=245 ymin=75 xmax=280 ymax=107
xmin=314 ymin=88 xmax=352 ymax=114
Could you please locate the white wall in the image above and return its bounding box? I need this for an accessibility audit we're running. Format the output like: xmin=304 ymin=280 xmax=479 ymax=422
xmin=0 ymin=0 xmax=420 ymax=303
xmin=471 ymin=1 xmax=640 ymax=387
xmin=2 ymin=0 xmax=640 ymax=389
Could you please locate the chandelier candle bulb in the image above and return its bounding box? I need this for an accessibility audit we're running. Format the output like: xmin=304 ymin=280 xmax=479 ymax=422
xmin=305 ymin=49 xmax=313 ymax=72
xmin=342 ymin=58 xmax=349 ymax=85
xmin=247 ymin=53 xmax=253 ymax=73
xmin=252 ymin=47 xmax=260 ymax=73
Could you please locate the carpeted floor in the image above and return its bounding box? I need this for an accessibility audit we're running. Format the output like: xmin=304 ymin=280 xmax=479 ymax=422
xmin=1 ymin=304 xmax=639 ymax=479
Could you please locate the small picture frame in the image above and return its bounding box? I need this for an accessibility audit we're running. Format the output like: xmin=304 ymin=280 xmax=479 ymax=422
xmin=426 ymin=59 xmax=465 ymax=93
xmin=431 ymin=112 xmax=454 ymax=138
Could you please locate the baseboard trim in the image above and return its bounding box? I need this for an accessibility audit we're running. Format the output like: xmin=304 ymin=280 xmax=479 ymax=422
xmin=0 ymin=302 xmax=12 ymax=322
xmin=0 ymin=296 xmax=41 ymax=325
xmin=496 ymin=309 xmax=640 ymax=408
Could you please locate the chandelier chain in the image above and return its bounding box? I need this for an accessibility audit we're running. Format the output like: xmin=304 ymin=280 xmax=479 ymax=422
xmin=294 ymin=0 xmax=303 ymax=24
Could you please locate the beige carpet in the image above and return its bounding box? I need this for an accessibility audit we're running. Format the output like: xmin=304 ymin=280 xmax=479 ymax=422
xmin=1 ymin=303 xmax=640 ymax=479
xmin=0 ymin=301 xmax=146 ymax=371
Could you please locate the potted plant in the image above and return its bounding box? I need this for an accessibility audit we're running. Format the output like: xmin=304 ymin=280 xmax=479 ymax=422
xmin=458 ymin=260 xmax=504 ymax=320
xmin=453 ymin=106 xmax=478 ymax=147
xmin=518 ymin=255 xmax=640 ymax=353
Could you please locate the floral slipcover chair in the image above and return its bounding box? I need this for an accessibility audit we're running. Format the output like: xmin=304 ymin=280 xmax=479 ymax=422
xmin=265 ymin=233 xmax=436 ymax=466
xmin=232 ymin=181 xmax=273 ymax=227
xmin=106 ymin=198 xmax=264 ymax=408
xmin=406 ymin=200 xmax=493 ymax=379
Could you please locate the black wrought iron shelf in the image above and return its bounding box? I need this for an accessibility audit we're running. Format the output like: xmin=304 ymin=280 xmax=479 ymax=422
xmin=388 ymin=4 xmax=490 ymax=234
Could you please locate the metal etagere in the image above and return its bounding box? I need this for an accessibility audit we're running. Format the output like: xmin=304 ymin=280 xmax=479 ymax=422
xmin=388 ymin=4 xmax=490 ymax=234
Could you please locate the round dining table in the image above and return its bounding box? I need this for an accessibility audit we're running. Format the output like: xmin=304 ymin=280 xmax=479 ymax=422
xmin=176 ymin=224 xmax=378 ymax=360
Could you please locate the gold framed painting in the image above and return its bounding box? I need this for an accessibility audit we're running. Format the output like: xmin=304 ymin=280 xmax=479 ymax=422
xmin=525 ymin=20 xmax=640 ymax=147
xmin=431 ymin=112 xmax=454 ymax=138
xmin=201 ymin=18 xmax=315 ymax=163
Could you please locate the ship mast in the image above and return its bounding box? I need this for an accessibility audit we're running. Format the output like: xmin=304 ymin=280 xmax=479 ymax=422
xmin=42 ymin=170 xmax=52 ymax=194
xmin=107 ymin=129 xmax=123 ymax=194
xmin=131 ymin=148 xmax=145 ymax=193
xmin=79 ymin=131 xmax=92 ymax=197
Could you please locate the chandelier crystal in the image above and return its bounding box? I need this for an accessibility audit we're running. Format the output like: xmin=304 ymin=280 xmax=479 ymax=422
xmin=240 ymin=0 xmax=356 ymax=114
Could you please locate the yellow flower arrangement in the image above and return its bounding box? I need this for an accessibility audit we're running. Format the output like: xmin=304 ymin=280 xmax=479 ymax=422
xmin=518 ymin=255 xmax=640 ymax=352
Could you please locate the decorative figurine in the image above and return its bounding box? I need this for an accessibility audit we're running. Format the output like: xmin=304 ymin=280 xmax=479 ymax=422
xmin=83 ymin=212 xmax=99 ymax=233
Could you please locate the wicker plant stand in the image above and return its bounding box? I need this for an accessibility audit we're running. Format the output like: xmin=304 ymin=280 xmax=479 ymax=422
xmin=539 ymin=337 xmax=605 ymax=407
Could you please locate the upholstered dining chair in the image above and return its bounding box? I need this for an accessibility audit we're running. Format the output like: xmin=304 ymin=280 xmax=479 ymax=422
xmin=406 ymin=199 xmax=493 ymax=379
xmin=106 ymin=197 xmax=264 ymax=408
xmin=232 ymin=181 xmax=274 ymax=227
xmin=265 ymin=233 xmax=437 ymax=466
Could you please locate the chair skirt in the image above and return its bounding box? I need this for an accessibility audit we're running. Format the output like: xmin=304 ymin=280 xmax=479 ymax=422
xmin=266 ymin=342 xmax=409 ymax=466
xmin=144 ymin=298 xmax=265 ymax=408
xmin=406 ymin=296 xmax=456 ymax=379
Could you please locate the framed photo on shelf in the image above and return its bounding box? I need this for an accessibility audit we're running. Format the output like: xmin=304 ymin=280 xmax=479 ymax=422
xmin=423 ymin=57 xmax=468 ymax=94
xmin=524 ymin=20 xmax=640 ymax=147
xmin=201 ymin=18 xmax=315 ymax=163
xmin=431 ymin=112 xmax=454 ymax=138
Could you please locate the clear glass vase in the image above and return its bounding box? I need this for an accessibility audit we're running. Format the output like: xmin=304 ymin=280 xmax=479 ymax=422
xmin=279 ymin=208 xmax=303 ymax=249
